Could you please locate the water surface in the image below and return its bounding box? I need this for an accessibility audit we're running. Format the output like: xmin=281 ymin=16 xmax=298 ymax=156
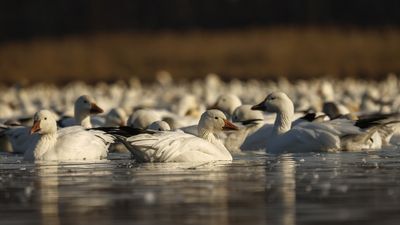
xmin=1 ymin=150 xmax=400 ymax=225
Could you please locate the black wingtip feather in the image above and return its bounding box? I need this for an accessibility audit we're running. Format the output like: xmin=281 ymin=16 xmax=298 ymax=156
xmin=301 ymin=113 xmax=317 ymax=122
xmin=90 ymin=126 xmax=155 ymax=137
xmin=240 ymin=119 xmax=264 ymax=126
xmin=355 ymin=113 xmax=400 ymax=129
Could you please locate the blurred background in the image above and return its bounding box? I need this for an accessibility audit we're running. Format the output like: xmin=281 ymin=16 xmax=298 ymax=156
xmin=1 ymin=0 xmax=400 ymax=84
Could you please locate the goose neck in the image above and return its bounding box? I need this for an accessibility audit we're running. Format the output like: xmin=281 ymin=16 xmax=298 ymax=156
xmin=273 ymin=111 xmax=293 ymax=136
xmin=75 ymin=111 xmax=92 ymax=128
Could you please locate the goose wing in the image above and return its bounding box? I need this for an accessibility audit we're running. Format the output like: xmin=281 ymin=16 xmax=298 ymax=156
xmin=53 ymin=126 xmax=114 ymax=161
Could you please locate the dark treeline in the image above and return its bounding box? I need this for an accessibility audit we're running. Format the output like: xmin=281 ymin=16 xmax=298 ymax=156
xmin=1 ymin=0 xmax=400 ymax=41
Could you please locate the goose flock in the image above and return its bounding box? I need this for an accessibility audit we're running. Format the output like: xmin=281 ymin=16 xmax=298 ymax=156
xmin=1 ymin=73 xmax=400 ymax=163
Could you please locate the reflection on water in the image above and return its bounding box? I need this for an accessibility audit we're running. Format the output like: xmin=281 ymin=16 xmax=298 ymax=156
xmin=37 ymin=165 xmax=60 ymax=225
xmin=1 ymin=150 xmax=400 ymax=225
xmin=280 ymin=155 xmax=296 ymax=225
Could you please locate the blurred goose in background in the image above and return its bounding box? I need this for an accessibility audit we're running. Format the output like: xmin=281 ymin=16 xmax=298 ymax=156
xmin=251 ymin=91 xmax=393 ymax=153
xmin=104 ymin=108 xmax=127 ymax=127
xmin=322 ymin=102 xmax=353 ymax=120
xmin=0 ymin=123 xmax=39 ymax=154
xmin=104 ymin=110 xmax=236 ymax=162
xmin=24 ymin=110 xmax=114 ymax=162
xmin=171 ymin=94 xmax=204 ymax=118
xmin=148 ymin=121 xmax=171 ymax=131
xmin=210 ymin=94 xmax=242 ymax=119
xmin=232 ymin=105 xmax=265 ymax=133
xmin=0 ymin=99 xmax=14 ymax=119
xmin=223 ymin=105 xmax=265 ymax=152
xmin=58 ymin=95 xmax=104 ymax=128
xmin=319 ymin=81 xmax=353 ymax=119
xmin=128 ymin=109 xmax=162 ymax=129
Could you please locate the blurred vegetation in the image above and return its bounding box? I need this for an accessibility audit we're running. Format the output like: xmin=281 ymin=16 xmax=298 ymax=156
xmin=1 ymin=28 xmax=400 ymax=84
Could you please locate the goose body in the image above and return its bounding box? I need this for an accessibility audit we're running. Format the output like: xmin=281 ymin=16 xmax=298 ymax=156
xmin=251 ymin=91 xmax=383 ymax=153
xmin=110 ymin=110 xmax=236 ymax=162
xmin=24 ymin=110 xmax=113 ymax=162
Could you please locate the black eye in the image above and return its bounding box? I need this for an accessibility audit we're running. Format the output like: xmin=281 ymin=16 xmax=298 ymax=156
xmin=214 ymin=117 xmax=218 ymax=120
xmin=83 ymin=100 xmax=88 ymax=103
xmin=44 ymin=117 xmax=47 ymax=120
xmin=158 ymin=128 xmax=162 ymax=131
xmin=270 ymin=97 xmax=276 ymax=100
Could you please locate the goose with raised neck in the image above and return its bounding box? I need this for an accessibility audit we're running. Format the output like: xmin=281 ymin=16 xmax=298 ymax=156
xmin=251 ymin=91 xmax=388 ymax=153
xmin=74 ymin=95 xmax=104 ymax=128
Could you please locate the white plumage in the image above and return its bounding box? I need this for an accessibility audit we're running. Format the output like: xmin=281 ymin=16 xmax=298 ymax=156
xmin=251 ymin=91 xmax=380 ymax=153
xmin=114 ymin=110 xmax=235 ymax=162
xmin=58 ymin=95 xmax=104 ymax=128
xmin=24 ymin=110 xmax=114 ymax=162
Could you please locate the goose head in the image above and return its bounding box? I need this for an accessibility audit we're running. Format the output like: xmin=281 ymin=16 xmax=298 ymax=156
xmin=30 ymin=110 xmax=57 ymax=135
xmin=232 ymin=105 xmax=264 ymax=126
xmin=210 ymin=94 xmax=242 ymax=117
xmin=105 ymin=108 xmax=127 ymax=127
xmin=198 ymin=109 xmax=238 ymax=133
xmin=74 ymin=95 xmax=104 ymax=118
xmin=251 ymin=92 xmax=294 ymax=114
xmin=148 ymin=121 xmax=171 ymax=131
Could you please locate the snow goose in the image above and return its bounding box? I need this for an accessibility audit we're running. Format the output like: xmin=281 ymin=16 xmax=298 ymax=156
xmin=238 ymin=109 xmax=327 ymax=151
xmin=232 ymin=105 xmax=265 ymax=133
xmin=24 ymin=110 xmax=114 ymax=162
xmin=223 ymin=105 xmax=265 ymax=151
xmin=210 ymin=94 xmax=242 ymax=118
xmin=0 ymin=124 xmax=39 ymax=153
xmin=127 ymin=109 xmax=162 ymax=129
xmin=251 ymin=91 xmax=383 ymax=153
xmin=171 ymin=95 xmax=204 ymax=118
xmin=58 ymin=95 xmax=104 ymax=128
xmin=104 ymin=108 xmax=127 ymax=127
xmin=322 ymin=102 xmax=352 ymax=120
xmin=107 ymin=110 xmax=236 ymax=162
xmin=148 ymin=121 xmax=171 ymax=131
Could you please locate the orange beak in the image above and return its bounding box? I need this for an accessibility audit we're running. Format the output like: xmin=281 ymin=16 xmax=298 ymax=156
xmin=223 ymin=119 xmax=239 ymax=131
xmin=30 ymin=120 xmax=41 ymax=134
xmin=90 ymin=103 xmax=104 ymax=114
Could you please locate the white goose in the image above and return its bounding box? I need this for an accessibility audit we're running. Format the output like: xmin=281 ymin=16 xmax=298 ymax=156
xmin=239 ymin=106 xmax=326 ymax=151
xmin=148 ymin=121 xmax=171 ymax=131
xmin=0 ymin=124 xmax=38 ymax=154
xmin=211 ymin=94 xmax=242 ymax=118
xmin=104 ymin=108 xmax=127 ymax=127
xmin=223 ymin=105 xmax=265 ymax=151
xmin=0 ymin=95 xmax=105 ymax=154
xmin=251 ymin=91 xmax=381 ymax=153
xmin=127 ymin=109 xmax=162 ymax=129
xmin=58 ymin=95 xmax=104 ymax=128
xmin=24 ymin=110 xmax=114 ymax=162
xmin=108 ymin=110 xmax=236 ymax=162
